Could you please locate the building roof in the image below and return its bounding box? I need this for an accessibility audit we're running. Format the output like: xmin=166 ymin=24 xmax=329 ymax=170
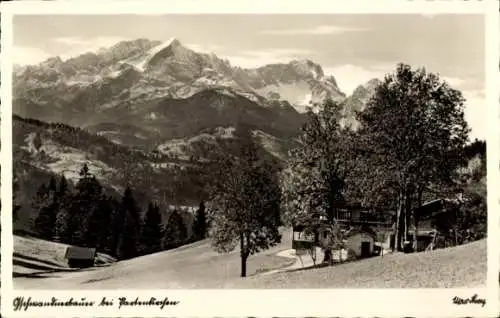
xmin=64 ymin=246 xmax=97 ymax=260
xmin=344 ymin=228 xmax=377 ymax=238
xmin=415 ymin=199 xmax=447 ymax=220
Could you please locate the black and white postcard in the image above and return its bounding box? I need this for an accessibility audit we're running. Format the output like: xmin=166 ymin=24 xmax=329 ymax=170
xmin=1 ymin=0 xmax=498 ymax=317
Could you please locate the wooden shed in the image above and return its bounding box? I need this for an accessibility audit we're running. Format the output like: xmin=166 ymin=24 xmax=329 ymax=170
xmin=64 ymin=246 xmax=96 ymax=268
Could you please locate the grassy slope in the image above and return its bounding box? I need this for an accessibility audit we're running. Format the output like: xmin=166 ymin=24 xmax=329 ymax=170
xmin=14 ymin=228 xmax=485 ymax=289
xmin=227 ymin=239 xmax=486 ymax=289
xmin=14 ymin=229 xmax=294 ymax=289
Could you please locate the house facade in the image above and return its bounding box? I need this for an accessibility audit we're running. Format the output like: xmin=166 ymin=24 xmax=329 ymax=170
xmin=293 ymin=221 xmax=378 ymax=261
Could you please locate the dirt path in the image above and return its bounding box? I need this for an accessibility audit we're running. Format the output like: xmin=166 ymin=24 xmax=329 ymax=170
xmin=260 ymin=248 xmax=350 ymax=275
xmin=260 ymin=249 xmax=310 ymax=275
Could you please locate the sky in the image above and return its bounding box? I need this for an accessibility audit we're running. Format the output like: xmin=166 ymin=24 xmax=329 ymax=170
xmin=13 ymin=14 xmax=485 ymax=140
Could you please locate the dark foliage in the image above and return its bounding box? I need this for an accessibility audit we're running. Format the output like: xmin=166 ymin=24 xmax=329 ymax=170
xmin=163 ymin=209 xmax=188 ymax=250
xmin=25 ymin=163 xmax=193 ymax=261
xmin=32 ymin=176 xmax=58 ymax=240
xmin=192 ymin=201 xmax=207 ymax=241
xmin=140 ymin=201 xmax=164 ymax=254
xmin=115 ymin=186 xmax=142 ymax=259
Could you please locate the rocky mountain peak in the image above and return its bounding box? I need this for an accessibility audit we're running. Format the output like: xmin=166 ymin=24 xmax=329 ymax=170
xmin=166 ymin=37 xmax=182 ymax=48
xmin=351 ymin=78 xmax=382 ymax=99
xmin=289 ymin=59 xmax=325 ymax=80
xmin=40 ymin=57 xmax=63 ymax=68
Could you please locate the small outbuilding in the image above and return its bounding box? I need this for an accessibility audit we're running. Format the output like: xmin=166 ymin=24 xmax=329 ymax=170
xmin=64 ymin=246 xmax=96 ymax=268
xmin=344 ymin=228 xmax=377 ymax=259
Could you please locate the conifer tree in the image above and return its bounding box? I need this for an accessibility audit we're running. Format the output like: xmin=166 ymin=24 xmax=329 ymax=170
xmin=68 ymin=164 xmax=104 ymax=247
xmin=33 ymin=176 xmax=58 ymax=240
xmin=116 ymin=186 xmax=142 ymax=259
xmin=192 ymin=201 xmax=207 ymax=241
xmin=54 ymin=174 xmax=71 ymax=243
xmin=163 ymin=209 xmax=188 ymax=250
xmin=140 ymin=202 xmax=163 ymax=254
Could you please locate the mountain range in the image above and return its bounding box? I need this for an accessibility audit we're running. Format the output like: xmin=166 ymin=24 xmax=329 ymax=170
xmin=13 ymin=37 xmax=381 ymax=228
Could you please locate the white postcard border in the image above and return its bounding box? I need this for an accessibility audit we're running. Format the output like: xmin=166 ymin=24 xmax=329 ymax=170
xmin=1 ymin=0 xmax=497 ymax=317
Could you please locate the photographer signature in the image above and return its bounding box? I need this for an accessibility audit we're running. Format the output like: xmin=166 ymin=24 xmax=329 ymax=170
xmin=452 ymin=294 xmax=486 ymax=307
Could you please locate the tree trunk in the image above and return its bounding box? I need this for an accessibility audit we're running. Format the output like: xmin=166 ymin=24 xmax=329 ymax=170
xmin=413 ymin=188 xmax=423 ymax=251
xmin=394 ymin=193 xmax=401 ymax=252
xmin=241 ymin=253 xmax=247 ymax=277
xmin=323 ymin=248 xmax=331 ymax=265
xmin=404 ymin=191 xmax=412 ymax=250
xmin=404 ymin=205 xmax=408 ymax=246
xmin=395 ymin=190 xmax=406 ymax=252
xmin=240 ymin=232 xmax=248 ymax=277
xmin=116 ymin=214 xmax=128 ymax=260
xmin=398 ymin=209 xmax=405 ymax=251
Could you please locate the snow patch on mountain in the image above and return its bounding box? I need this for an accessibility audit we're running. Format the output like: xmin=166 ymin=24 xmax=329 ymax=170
xmin=108 ymin=70 xmax=123 ymax=78
xmin=215 ymin=88 xmax=237 ymax=98
xmin=213 ymin=126 xmax=236 ymax=138
xmin=254 ymin=81 xmax=326 ymax=111
xmin=133 ymin=37 xmax=180 ymax=71
xmin=22 ymin=133 xmax=40 ymax=154
xmin=145 ymin=112 xmax=158 ymax=120
xmin=252 ymin=130 xmax=289 ymax=160
xmin=299 ymin=92 xmax=313 ymax=107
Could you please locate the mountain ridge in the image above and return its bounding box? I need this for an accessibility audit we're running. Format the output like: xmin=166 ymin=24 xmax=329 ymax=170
xmin=14 ymin=38 xmax=345 ymax=115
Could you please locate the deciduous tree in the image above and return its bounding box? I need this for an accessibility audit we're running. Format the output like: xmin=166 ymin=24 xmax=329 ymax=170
xmin=209 ymin=131 xmax=282 ymax=277
xmin=356 ymin=63 xmax=469 ymax=251
xmin=281 ymin=100 xmax=351 ymax=247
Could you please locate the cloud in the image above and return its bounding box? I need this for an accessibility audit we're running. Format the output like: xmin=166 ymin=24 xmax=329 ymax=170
xmin=52 ymin=36 xmax=130 ymax=60
xmin=444 ymin=74 xmax=484 ymax=93
xmin=225 ymin=48 xmax=313 ymax=68
xmin=323 ymin=64 xmax=392 ymax=95
xmin=462 ymin=89 xmax=486 ymax=140
xmin=261 ymin=25 xmax=367 ymax=36
xmin=12 ymin=46 xmax=52 ymax=66
xmin=185 ymin=43 xmax=222 ymax=54
xmin=442 ymin=76 xmax=467 ymax=88
xmin=53 ymin=36 xmax=128 ymax=47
